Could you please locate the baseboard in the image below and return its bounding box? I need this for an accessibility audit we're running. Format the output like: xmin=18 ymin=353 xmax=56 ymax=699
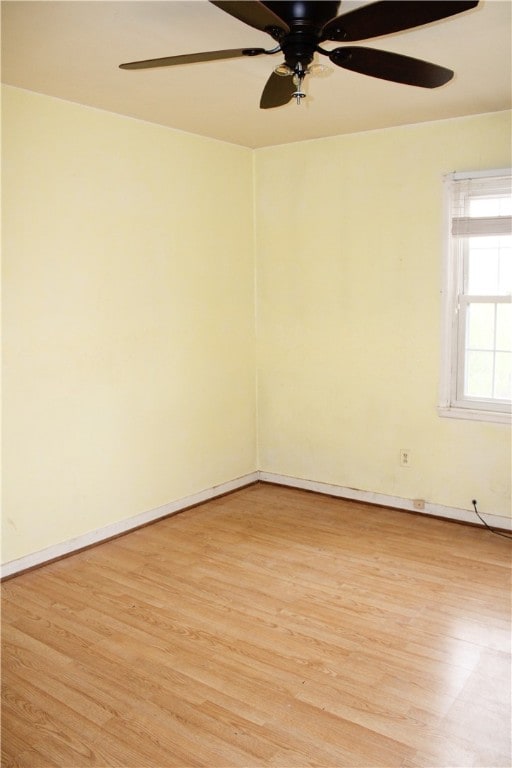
xmin=3 ymin=469 xmax=510 ymax=579
xmin=258 ymin=471 xmax=512 ymax=532
xmin=1 ymin=472 xmax=259 ymax=580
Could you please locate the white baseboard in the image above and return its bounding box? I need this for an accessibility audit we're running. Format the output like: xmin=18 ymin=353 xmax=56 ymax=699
xmin=1 ymin=472 xmax=259 ymax=580
xmin=258 ymin=471 xmax=512 ymax=532
xmin=3 ymin=469 xmax=510 ymax=579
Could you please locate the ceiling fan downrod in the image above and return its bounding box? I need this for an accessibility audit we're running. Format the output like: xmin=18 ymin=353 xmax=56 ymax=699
xmin=292 ymin=62 xmax=306 ymax=104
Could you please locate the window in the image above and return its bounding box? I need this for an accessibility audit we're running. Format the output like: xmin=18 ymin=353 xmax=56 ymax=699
xmin=439 ymin=169 xmax=512 ymax=423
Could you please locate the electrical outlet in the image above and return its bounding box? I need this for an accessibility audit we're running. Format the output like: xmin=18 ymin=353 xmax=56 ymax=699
xmin=400 ymin=449 xmax=411 ymax=467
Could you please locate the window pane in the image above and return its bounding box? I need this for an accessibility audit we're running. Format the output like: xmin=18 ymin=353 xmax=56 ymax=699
xmin=498 ymin=247 xmax=512 ymax=294
xmin=467 ymin=248 xmax=499 ymax=294
xmin=468 ymin=235 xmax=505 ymax=249
xmin=466 ymin=303 xmax=495 ymax=350
xmin=466 ymin=236 xmax=511 ymax=296
xmin=469 ymin=196 xmax=512 ymax=216
xmin=494 ymin=352 xmax=512 ymax=400
xmin=496 ymin=304 xmax=512 ymax=351
xmin=465 ymin=350 xmax=494 ymax=398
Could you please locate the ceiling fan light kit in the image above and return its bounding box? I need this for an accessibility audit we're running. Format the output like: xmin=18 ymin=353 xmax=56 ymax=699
xmin=119 ymin=1 xmax=479 ymax=109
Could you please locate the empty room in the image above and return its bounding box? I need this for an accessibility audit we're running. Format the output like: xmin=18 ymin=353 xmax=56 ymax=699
xmin=2 ymin=1 xmax=511 ymax=766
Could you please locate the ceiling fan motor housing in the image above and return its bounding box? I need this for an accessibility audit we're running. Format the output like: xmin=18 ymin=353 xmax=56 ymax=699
xmin=265 ymin=1 xmax=340 ymax=27
xmin=265 ymin=1 xmax=341 ymax=69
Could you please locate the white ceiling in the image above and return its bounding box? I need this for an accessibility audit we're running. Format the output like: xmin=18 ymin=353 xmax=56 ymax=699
xmin=2 ymin=0 xmax=511 ymax=148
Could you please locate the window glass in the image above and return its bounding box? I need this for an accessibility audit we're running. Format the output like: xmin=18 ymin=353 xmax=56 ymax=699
xmin=495 ymin=352 xmax=512 ymax=400
xmin=466 ymin=303 xmax=495 ymax=350
xmin=466 ymin=235 xmax=511 ymax=296
xmin=496 ymin=304 xmax=512 ymax=351
xmin=498 ymin=242 xmax=512 ymax=294
xmin=469 ymin=196 xmax=512 ymax=216
xmin=465 ymin=350 xmax=494 ymax=398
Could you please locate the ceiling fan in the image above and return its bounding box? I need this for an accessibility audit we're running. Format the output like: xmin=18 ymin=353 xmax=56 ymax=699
xmin=119 ymin=1 xmax=479 ymax=108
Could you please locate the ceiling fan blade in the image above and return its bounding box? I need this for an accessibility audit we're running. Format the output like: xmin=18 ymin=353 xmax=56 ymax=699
xmin=260 ymin=72 xmax=295 ymax=108
xmin=329 ymin=46 xmax=453 ymax=88
xmin=119 ymin=48 xmax=266 ymax=70
xmin=321 ymin=1 xmax=478 ymax=42
xmin=209 ymin=1 xmax=289 ymax=36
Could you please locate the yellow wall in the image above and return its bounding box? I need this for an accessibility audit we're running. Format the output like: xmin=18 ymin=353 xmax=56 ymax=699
xmin=3 ymin=86 xmax=511 ymax=566
xmin=2 ymin=86 xmax=257 ymax=562
xmin=255 ymin=111 xmax=511 ymax=519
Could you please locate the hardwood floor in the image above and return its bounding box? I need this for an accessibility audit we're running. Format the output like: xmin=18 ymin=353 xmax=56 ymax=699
xmin=2 ymin=483 xmax=511 ymax=767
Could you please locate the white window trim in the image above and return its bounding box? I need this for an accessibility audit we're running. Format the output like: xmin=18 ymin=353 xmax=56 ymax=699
xmin=438 ymin=168 xmax=512 ymax=425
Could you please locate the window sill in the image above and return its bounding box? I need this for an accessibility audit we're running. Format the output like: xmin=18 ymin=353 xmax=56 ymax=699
xmin=438 ymin=405 xmax=511 ymax=425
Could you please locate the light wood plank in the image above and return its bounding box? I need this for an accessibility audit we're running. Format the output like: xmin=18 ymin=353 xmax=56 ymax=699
xmin=2 ymin=483 xmax=511 ymax=766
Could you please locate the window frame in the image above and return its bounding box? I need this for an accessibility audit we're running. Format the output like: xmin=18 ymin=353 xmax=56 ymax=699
xmin=439 ymin=168 xmax=512 ymax=425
